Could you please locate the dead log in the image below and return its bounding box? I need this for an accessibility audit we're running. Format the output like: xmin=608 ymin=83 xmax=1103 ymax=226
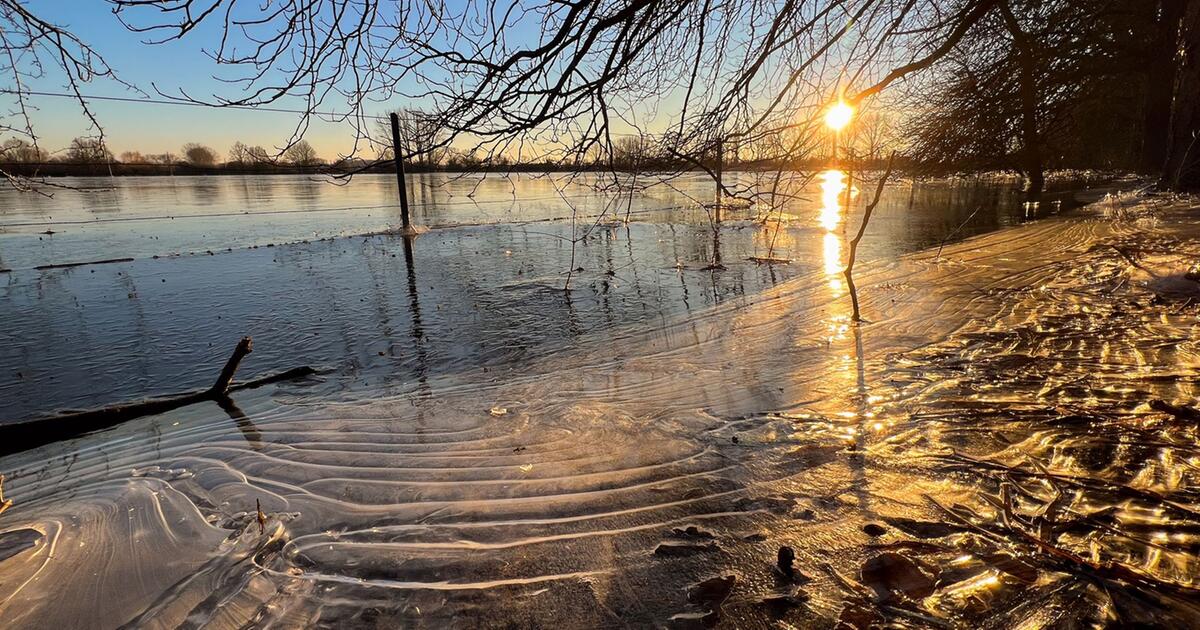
xmin=0 ymin=338 xmax=317 ymax=456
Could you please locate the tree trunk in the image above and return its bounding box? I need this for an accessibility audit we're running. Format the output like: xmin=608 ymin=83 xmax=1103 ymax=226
xmin=1162 ymin=0 xmax=1200 ymax=190
xmin=1000 ymin=2 xmax=1045 ymax=195
xmin=1142 ymin=0 xmax=1187 ymax=173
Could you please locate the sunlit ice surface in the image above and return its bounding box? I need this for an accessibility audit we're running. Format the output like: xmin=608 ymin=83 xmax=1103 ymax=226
xmin=823 ymin=232 xmax=844 ymax=291
xmin=5 ymin=178 xmax=1198 ymax=626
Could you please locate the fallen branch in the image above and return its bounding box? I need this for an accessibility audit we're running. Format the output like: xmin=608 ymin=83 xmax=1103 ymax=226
xmin=0 ymin=337 xmax=317 ymax=456
xmin=932 ymin=451 xmax=1200 ymax=520
xmin=844 ymin=152 xmax=896 ymax=322
xmin=33 ymin=257 xmax=135 ymax=270
xmin=1149 ymin=399 xmax=1200 ymax=421
xmin=927 ymin=495 xmax=1200 ymax=599
xmin=1109 ymin=245 xmax=1157 ymax=277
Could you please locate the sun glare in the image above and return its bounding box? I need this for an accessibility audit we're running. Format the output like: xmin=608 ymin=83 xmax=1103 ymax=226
xmin=825 ymin=100 xmax=854 ymax=131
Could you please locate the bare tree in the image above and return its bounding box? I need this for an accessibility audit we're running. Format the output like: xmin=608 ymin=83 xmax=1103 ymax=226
xmin=226 ymin=141 xmax=251 ymax=165
xmin=375 ymin=109 xmax=449 ymax=168
xmin=2 ymin=138 xmax=48 ymax=162
xmin=854 ymin=111 xmax=896 ymax=162
xmin=1163 ymin=0 xmax=1200 ymax=189
xmin=65 ymin=137 xmax=112 ymax=163
xmin=118 ymin=150 xmax=145 ymax=163
xmin=282 ymin=140 xmax=321 ymax=166
xmin=99 ymin=0 xmax=1003 ymax=180
xmin=1 ymin=0 xmax=136 ymax=187
xmin=612 ymin=135 xmax=655 ymax=171
xmin=246 ymin=145 xmax=272 ymax=165
xmin=3 ymin=0 xmax=1198 ymax=190
xmin=182 ymin=142 xmax=218 ymax=166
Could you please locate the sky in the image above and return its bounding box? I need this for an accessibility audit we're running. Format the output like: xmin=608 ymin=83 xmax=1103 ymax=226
xmin=9 ymin=1 xmax=384 ymax=161
xmin=6 ymin=0 xmax=864 ymax=163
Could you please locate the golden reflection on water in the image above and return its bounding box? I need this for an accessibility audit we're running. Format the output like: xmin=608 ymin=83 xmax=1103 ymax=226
xmin=824 ymin=233 xmax=844 ymax=290
xmin=816 ymin=168 xmax=868 ymax=432
xmin=818 ymin=169 xmax=846 ymax=232
xmin=820 ymin=169 xmax=847 ymax=294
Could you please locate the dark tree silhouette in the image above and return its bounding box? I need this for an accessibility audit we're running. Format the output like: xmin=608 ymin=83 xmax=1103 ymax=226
xmin=226 ymin=142 xmax=251 ymax=165
xmin=182 ymin=142 xmax=218 ymax=166
xmin=2 ymin=138 xmax=48 ymax=162
xmin=65 ymin=137 xmax=112 ymax=163
xmin=1162 ymin=0 xmax=1200 ymax=189
xmin=282 ymin=140 xmax=321 ymax=166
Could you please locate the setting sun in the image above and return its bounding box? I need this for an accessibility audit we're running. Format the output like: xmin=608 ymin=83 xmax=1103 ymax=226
xmin=825 ymin=100 xmax=854 ymax=131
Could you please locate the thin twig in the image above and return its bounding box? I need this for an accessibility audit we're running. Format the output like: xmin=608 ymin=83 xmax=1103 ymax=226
xmin=934 ymin=204 xmax=983 ymax=261
xmin=844 ymin=152 xmax=896 ymax=322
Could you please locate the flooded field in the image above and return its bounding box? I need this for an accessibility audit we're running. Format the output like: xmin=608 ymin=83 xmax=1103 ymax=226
xmin=1 ymin=172 xmax=1079 ymax=420
xmin=3 ymin=173 xmax=1197 ymax=628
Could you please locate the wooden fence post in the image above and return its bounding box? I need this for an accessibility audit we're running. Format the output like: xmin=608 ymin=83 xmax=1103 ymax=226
xmin=390 ymin=112 xmax=412 ymax=231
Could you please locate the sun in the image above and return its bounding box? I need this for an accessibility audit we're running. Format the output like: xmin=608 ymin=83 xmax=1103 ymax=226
xmin=825 ymin=100 xmax=854 ymax=131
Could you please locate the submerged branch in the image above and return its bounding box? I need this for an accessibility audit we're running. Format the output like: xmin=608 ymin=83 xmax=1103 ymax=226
xmin=0 ymin=337 xmax=318 ymax=456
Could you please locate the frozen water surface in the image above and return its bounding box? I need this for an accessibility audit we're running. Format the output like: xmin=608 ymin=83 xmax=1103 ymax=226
xmin=3 ymin=175 xmax=1197 ymax=627
xmin=1 ymin=172 xmax=1078 ymax=419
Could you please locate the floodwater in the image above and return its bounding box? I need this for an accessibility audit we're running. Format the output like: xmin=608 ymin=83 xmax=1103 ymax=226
xmin=4 ymin=173 xmax=1197 ymax=628
xmin=1 ymin=172 xmax=1081 ymax=420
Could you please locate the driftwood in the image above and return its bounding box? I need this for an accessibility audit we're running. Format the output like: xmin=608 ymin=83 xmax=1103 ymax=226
xmin=844 ymin=152 xmax=897 ymax=322
xmin=0 ymin=337 xmax=316 ymax=456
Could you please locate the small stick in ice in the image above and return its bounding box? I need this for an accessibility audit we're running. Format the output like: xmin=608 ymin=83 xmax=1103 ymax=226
xmin=844 ymin=152 xmax=896 ymax=322
xmin=0 ymin=474 xmax=12 ymax=517
xmin=256 ymin=498 xmax=266 ymax=534
xmin=777 ymin=546 xmax=796 ymax=577
xmin=212 ymin=337 xmax=253 ymax=397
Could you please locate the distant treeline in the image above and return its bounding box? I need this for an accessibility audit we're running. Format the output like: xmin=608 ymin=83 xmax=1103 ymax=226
xmin=0 ymin=151 xmax=900 ymax=179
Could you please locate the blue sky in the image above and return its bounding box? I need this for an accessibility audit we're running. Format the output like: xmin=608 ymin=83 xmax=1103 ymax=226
xmin=11 ymin=1 xmax=380 ymax=160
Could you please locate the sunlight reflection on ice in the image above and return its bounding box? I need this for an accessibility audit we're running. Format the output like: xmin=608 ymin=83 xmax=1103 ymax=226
xmin=819 ymin=169 xmax=845 ymax=231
